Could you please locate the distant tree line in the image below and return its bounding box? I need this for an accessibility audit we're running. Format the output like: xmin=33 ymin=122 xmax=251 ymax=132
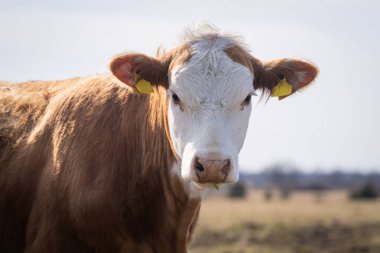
xmin=240 ymin=167 xmax=380 ymax=191
xmin=225 ymin=165 xmax=380 ymax=200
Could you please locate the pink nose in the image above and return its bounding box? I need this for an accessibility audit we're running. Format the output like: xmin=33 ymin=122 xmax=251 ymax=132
xmin=193 ymin=155 xmax=231 ymax=183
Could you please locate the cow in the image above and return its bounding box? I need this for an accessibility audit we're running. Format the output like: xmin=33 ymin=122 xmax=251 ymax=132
xmin=0 ymin=24 xmax=318 ymax=253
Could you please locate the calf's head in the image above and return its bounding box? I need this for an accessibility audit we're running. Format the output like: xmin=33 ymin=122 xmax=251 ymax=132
xmin=110 ymin=29 xmax=317 ymax=191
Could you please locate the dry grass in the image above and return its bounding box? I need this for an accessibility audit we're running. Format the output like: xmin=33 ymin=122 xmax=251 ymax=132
xmin=198 ymin=190 xmax=380 ymax=229
xmin=190 ymin=190 xmax=380 ymax=253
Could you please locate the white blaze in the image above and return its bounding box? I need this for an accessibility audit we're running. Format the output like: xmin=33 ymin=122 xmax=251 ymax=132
xmin=167 ymin=33 xmax=254 ymax=197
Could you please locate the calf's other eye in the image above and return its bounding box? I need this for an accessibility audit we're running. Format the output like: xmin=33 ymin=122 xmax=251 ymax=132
xmin=242 ymin=95 xmax=252 ymax=106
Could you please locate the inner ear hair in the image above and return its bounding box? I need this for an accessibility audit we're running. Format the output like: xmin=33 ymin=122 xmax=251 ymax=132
xmin=110 ymin=53 xmax=170 ymax=88
xmin=110 ymin=43 xmax=192 ymax=90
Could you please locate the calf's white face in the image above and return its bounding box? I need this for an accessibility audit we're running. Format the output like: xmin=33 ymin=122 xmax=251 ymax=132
xmin=167 ymin=39 xmax=254 ymax=188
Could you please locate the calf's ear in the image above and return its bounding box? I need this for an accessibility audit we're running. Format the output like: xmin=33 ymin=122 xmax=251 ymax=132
xmin=109 ymin=53 xmax=169 ymax=91
xmin=252 ymin=58 xmax=318 ymax=100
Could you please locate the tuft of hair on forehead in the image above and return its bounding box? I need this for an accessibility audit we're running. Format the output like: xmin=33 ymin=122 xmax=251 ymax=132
xmin=179 ymin=22 xmax=251 ymax=52
xmin=155 ymin=22 xmax=254 ymax=73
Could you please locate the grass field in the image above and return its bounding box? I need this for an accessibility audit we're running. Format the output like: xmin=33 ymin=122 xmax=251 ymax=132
xmin=190 ymin=190 xmax=380 ymax=253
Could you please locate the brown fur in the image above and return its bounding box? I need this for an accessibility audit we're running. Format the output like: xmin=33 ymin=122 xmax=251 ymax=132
xmin=0 ymin=75 xmax=199 ymax=253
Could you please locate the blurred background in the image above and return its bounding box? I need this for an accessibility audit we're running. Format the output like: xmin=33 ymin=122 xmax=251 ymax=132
xmin=1 ymin=0 xmax=379 ymax=252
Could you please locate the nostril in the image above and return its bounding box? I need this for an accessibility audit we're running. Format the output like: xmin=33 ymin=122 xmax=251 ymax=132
xmin=221 ymin=160 xmax=230 ymax=177
xmin=194 ymin=159 xmax=205 ymax=173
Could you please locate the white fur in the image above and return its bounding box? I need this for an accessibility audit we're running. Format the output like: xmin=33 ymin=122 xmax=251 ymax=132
xmin=167 ymin=29 xmax=254 ymax=198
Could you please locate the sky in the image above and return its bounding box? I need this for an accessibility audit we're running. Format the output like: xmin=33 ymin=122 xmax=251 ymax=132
xmin=1 ymin=0 xmax=379 ymax=172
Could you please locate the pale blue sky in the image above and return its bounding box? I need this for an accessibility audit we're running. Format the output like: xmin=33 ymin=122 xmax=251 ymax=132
xmin=1 ymin=0 xmax=379 ymax=172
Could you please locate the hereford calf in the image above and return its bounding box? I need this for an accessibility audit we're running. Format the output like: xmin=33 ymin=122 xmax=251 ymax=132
xmin=0 ymin=25 xmax=317 ymax=253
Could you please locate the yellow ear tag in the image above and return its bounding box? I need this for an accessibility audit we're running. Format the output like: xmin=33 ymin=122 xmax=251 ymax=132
xmin=271 ymin=78 xmax=293 ymax=98
xmin=135 ymin=79 xmax=154 ymax=94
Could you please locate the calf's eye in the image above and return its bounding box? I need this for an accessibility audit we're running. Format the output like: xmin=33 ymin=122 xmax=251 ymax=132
xmin=242 ymin=95 xmax=252 ymax=105
xmin=172 ymin=93 xmax=181 ymax=105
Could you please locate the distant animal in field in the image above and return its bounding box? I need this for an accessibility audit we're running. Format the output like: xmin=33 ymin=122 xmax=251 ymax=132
xmin=0 ymin=24 xmax=317 ymax=253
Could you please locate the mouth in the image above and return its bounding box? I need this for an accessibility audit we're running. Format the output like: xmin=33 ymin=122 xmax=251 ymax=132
xmin=193 ymin=181 xmax=221 ymax=190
